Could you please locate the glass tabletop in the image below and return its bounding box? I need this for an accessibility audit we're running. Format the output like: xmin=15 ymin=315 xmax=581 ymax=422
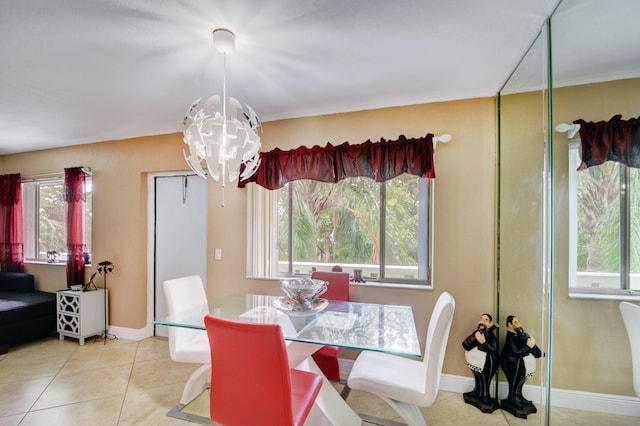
xmin=155 ymin=293 xmax=421 ymax=357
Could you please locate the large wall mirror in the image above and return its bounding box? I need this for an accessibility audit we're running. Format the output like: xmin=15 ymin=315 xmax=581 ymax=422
xmin=550 ymin=0 xmax=640 ymax=422
xmin=499 ymin=0 xmax=640 ymax=424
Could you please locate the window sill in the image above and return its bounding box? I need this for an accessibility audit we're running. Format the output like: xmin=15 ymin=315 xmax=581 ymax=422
xmin=249 ymin=276 xmax=432 ymax=290
xmin=569 ymin=289 xmax=640 ymax=301
xmin=25 ymin=260 xmax=92 ymax=268
xmin=26 ymin=260 xmax=67 ymax=266
xmin=349 ymin=281 xmax=432 ymax=291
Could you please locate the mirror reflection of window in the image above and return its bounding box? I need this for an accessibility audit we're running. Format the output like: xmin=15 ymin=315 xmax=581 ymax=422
xmin=569 ymin=142 xmax=640 ymax=293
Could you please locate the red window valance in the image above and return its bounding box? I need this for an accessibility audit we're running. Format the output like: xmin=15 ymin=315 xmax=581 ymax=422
xmin=64 ymin=167 xmax=86 ymax=202
xmin=575 ymin=115 xmax=640 ymax=170
xmin=238 ymin=134 xmax=435 ymax=190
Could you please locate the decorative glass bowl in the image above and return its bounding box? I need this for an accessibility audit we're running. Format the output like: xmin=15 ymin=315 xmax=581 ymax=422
xmin=277 ymin=277 xmax=328 ymax=312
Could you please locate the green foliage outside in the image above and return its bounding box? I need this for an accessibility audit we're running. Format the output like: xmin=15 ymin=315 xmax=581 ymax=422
xmin=39 ymin=183 xmax=66 ymax=254
xmin=278 ymin=175 xmax=420 ymax=268
xmin=577 ymin=162 xmax=640 ymax=274
xmin=34 ymin=181 xmax=92 ymax=259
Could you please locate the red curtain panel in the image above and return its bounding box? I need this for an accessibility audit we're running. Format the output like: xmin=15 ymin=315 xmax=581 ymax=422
xmin=0 ymin=173 xmax=24 ymax=272
xmin=64 ymin=167 xmax=86 ymax=286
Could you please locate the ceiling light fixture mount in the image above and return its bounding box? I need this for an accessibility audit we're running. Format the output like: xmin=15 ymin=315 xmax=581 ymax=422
xmin=212 ymin=28 xmax=235 ymax=54
xmin=183 ymin=28 xmax=262 ymax=207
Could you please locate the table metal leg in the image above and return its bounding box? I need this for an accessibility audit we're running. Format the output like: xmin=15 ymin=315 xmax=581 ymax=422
xmin=166 ymin=363 xmax=212 ymax=424
xmin=166 ymin=403 xmax=213 ymax=425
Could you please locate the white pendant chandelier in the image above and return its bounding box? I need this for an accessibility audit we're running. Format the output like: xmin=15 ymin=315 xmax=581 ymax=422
xmin=183 ymin=28 xmax=261 ymax=206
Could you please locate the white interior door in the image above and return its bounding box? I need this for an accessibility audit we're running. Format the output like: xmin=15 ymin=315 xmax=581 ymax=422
xmin=153 ymin=174 xmax=207 ymax=337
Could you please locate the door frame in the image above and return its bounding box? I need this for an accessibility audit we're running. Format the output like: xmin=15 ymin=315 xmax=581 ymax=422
xmin=146 ymin=171 xmax=207 ymax=337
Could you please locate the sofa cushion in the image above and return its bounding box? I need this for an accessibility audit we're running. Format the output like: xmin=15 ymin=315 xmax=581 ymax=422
xmin=0 ymin=272 xmax=35 ymax=292
xmin=0 ymin=291 xmax=56 ymax=324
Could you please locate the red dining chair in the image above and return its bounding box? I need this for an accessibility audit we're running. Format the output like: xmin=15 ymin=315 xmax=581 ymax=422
xmin=310 ymin=271 xmax=350 ymax=382
xmin=204 ymin=315 xmax=322 ymax=426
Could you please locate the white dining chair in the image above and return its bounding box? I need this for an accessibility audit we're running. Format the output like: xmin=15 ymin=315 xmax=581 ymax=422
xmin=620 ymin=301 xmax=640 ymax=398
xmin=347 ymin=291 xmax=456 ymax=426
xmin=162 ymin=275 xmax=211 ymax=417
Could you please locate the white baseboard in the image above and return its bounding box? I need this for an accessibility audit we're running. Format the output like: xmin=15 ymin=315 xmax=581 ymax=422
xmin=545 ymin=387 xmax=640 ymax=417
xmin=339 ymin=359 xmax=640 ymax=417
xmin=110 ymin=335 xmax=638 ymax=418
xmin=107 ymin=325 xmax=153 ymax=342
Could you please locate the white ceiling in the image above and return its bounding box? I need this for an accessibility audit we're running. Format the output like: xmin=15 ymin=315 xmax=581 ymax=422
xmin=1 ymin=0 xmax=617 ymax=155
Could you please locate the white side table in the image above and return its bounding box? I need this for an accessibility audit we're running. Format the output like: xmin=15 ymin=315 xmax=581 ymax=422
xmin=57 ymin=289 xmax=107 ymax=345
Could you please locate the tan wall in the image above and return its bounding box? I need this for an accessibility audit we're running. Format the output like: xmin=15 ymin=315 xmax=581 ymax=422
xmin=0 ymin=135 xmax=188 ymax=329
xmin=0 ymin=97 xmax=497 ymax=378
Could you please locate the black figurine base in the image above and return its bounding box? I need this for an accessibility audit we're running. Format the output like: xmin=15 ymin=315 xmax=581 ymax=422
xmin=500 ymin=399 xmax=537 ymax=419
xmin=463 ymin=393 xmax=500 ymax=413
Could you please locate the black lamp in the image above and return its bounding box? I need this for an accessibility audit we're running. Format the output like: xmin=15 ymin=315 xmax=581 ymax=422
xmin=96 ymin=260 xmax=117 ymax=343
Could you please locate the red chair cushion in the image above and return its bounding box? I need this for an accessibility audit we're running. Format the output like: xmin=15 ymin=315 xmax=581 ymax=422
xmin=310 ymin=271 xmax=350 ymax=381
xmin=290 ymin=369 xmax=323 ymax=425
xmin=311 ymin=271 xmax=350 ymax=301
xmin=312 ymin=345 xmax=341 ymax=381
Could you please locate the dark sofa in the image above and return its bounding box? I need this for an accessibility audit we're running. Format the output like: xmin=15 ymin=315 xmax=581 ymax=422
xmin=0 ymin=272 xmax=56 ymax=354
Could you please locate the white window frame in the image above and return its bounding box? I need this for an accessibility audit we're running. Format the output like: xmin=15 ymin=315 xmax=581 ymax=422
xmin=22 ymin=176 xmax=92 ymax=265
xmin=246 ymin=177 xmax=433 ymax=289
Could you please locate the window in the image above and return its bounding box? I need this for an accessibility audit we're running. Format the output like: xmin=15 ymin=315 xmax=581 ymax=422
xmin=277 ymin=174 xmax=431 ymax=285
xmin=569 ymin=140 xmax=639 ymax=295
xmin=22 ymin=177 xmax=92 ymax=263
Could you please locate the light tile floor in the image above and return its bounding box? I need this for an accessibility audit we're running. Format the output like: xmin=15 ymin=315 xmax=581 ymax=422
xmin=0 ymin=336 xmax=637 ymax=425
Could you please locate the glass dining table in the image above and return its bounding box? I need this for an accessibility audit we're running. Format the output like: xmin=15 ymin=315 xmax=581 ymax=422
xmin=155 ymin=293 xmax=421 ymax=425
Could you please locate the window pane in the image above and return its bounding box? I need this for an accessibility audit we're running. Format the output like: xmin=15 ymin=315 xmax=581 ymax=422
xmin=38 ymin=182 xmax=66 ymax=258
xmin=330 ymin=178 xmax=379 ymax=270
xmin=630 ymin=167 xmax=640 ymax=290
xmin=278 ymin=178 xmax=380 ymax=276
xmin=384 ymin=174 xmax=420 ymax=279
xmin=23 ymin=183 xmax=37 ymax=259
xmin=277 ymin=185 xmax=290 ymax=275
xmin=576 ymin=162 xmax=620 ymax=289
xmin=276 ymin=175 xmax=430 ymax=285
xmin=84 ymin=180 xmax=92 ymax=263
